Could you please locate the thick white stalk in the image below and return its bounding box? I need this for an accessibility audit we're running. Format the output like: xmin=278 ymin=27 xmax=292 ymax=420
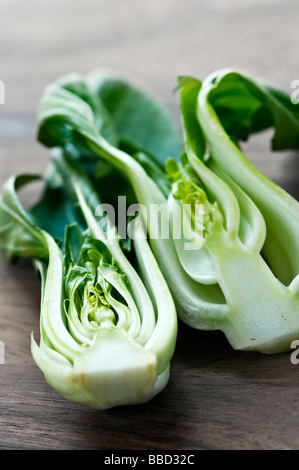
xmin=208 ymin=230 xmax=299 ymax=353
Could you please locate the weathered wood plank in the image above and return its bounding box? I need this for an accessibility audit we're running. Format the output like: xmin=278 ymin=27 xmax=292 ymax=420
xmin=0 ymin=338 xmax=298 ymax=451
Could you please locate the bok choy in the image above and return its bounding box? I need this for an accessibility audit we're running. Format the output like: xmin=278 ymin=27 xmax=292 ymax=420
xmin=0 ymin=152 xmax=177 ymax=409
xmin=36 ymin=68 xmax=299 ymax=354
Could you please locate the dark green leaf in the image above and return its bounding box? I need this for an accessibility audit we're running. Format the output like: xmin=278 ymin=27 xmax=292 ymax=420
xmin=0 ymin=175 xmax=47 ymax=261
xmin=29 ymin=184 xmax=85 ymax=245
xmin=206 ymin=70 xmax=299 ymax=150
xmin=88 ymin=72 xmax=182 ymax=164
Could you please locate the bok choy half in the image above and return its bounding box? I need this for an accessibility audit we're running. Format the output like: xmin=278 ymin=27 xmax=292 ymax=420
xmin=36 ymin=68 xmax=299 ymax=354
xmin=0 ymin=150 xmax=177 ymax=409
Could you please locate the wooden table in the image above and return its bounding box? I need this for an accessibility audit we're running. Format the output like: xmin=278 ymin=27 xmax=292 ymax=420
xmin=1 ymin=0 xmax=299 ymax=450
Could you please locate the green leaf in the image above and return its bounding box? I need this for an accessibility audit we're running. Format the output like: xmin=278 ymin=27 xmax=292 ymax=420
xmin=64 ymin=223 xmax=86 ymax=267
xmin=29 ymin=185 xmax=85 ymax=245
xmin=56 ymin=72 xmax=119 ymax=147
xmin=41 ymin=70 xmax=182 ymax=167
xmin=0 ymin=174 xmax=47 ymax=261
xmin=205 ymin=69 xmax=299 ymax=150
xmin=86 ymin=70 xmax=182 ymax=164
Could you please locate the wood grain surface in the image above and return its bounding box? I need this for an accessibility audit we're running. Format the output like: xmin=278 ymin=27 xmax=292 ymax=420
xmin=1 ymin=0 xmax=299 ymax=450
